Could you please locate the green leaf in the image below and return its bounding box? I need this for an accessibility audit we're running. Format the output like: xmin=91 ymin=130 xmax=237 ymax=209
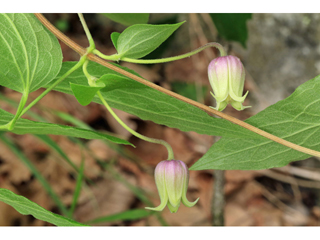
xmin=171 ymin=81 xmax=208 ymax=102
xmin=190 ymin=74 xmax=320 ymax=171
xmin=69 ymin=157 xmax=85 ymax=217
xmin=0 ymin=188 xmax=87 ymax=226
xmin=70 ymin=83 xmax=104 ymax=106
xmin=142 ymin=14 xmax=179 ymax=61
xmin=86 ymin=209 xmax=153 ymax=224
xmin=0 ymin=13 xmax=62 ymax=93
xmin=47 ymin=62 xmax=261 ymax=140
xmin=111 ymin=32 xmax=120 ymax=50
xmin=0 ymin=108 xmax=131 ymax=145
xmin=116 ymin=22 xmax=184 ymax=59
xmin=102 ymin=13 xmax=149 ymax=26
xmin=210 ymin=13 xmax=252 ymax=48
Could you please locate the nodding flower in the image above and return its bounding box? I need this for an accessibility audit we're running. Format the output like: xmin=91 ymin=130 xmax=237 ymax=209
xmin=208 ymin=55 xmax=251 ymax=111
xmin=145 ymin=160 xmax=199 ymax=213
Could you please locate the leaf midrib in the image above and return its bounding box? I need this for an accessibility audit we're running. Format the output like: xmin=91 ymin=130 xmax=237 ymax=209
xmin=194 ymin=123 xmax=320 ymax=170
xmin=0 ymin=15 xmax=25 ymax=92
xmin=3 ymin=13 xmax=30 ymax=93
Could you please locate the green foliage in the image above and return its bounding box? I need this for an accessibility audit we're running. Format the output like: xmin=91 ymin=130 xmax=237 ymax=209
xmin=110 ymin=32 xmax=120 ymax=50
xmin=86 ymin=209 xmax=153 ymax=224
xmin=0 ymin=13 xmax=62 ymax=93
xmin=3 ymin=12 xmax=320 ymax=225
xmin=0 ymin=108 xmax=131 ymax=145
xmin=47 ymin=61 xmax=260 ymax=139
xmin=171 ymin=81 xmax=208 ymax=102
xmin=0 ymin=188 xmax=87 ymax=226
xmin=102 ymin=13 xmax=149 ymax=26
xmin=69 ymin=158 xmax=85 ymax=217
xmin=210 ymin=13 xmax=252 ymax=48
xmin=191 ymin=74 xmax=320 ymax=170
xmin=70 ymin=82 xmax=104 ymax=106
xmin=142 ymin=14 xmax=179 ymax=61
xmin=116 ymin=22 xmax=184 ymax=59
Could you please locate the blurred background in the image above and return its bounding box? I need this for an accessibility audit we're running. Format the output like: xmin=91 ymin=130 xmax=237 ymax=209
xmin=1 ymin=13 xmax=320 ymax=226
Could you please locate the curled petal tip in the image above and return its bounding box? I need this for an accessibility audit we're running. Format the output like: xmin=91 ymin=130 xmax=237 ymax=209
xmin=146 ymin=160 xmax=199 ymax=213
xmin=208 ymin=55 xmax=249 ymax=111
xmin=145 ymin=204 xmax=166 ymax=212
xmin=182 ymin=195 xmax=200 ymax=208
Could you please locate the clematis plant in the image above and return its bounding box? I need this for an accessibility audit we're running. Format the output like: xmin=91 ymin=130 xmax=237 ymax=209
xmin=146 ymin=160 xmax=199 ymax=213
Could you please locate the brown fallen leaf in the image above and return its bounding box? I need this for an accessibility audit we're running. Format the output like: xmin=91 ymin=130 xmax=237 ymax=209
xmin=73 ymin=170 xmax=136 ymax=225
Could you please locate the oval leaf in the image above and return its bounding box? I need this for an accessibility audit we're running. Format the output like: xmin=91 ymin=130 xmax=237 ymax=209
xmin=116 ymin=22 xmax=184 ymax=59
xmin=70 ymin=83 xmax=104 ymax=106
xmin=0 ymin=13 xmax=62 ymax=93
xmin=111 ymin=32 xmax=120 ymax=50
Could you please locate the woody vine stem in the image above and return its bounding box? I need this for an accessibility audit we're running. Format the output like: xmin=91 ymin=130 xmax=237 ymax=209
xmin=33 ymin=13 xmax=320 ymax=159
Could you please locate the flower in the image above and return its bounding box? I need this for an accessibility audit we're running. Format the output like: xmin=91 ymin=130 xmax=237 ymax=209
xmin=145 ymin=160 xmax=199 ymax=213
xmin=208 ymin=55 xmax=250 ymax=111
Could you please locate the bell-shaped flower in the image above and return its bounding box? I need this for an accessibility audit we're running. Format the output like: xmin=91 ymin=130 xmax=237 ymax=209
xmin=208 ymin=55 xmax=251 ymax=111
xmin=145 ymin=160 xmax=199 ymax=213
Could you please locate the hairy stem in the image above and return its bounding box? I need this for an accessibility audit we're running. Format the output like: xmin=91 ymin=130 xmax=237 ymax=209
xmin=93 ymin=42 xmax=226 ymax=64
xmin=6 ymin=91 xmax=28 ymax=130
xmin=96 ymin=91 xmax=174 ymax=160
xmin=33 ymin=13 xmax=320 ymax=159
xmin=18 ymin=57 xmax=86 ymax=118
xmin=78 ymin=13 xmax=95 ymax=50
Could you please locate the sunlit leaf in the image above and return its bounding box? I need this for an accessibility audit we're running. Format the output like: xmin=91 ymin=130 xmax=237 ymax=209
xmin=116 ymin=22 xmax=184 ymax=59
xmin=0 ymin=13 xmax=62 ymax=93
xmin=191 ymin=74 xmax=320 ymax=170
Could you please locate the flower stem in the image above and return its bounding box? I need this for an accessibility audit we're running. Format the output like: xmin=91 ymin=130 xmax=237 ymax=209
xmin=96 ymin=91 xmax=174 ymax=160
xmin=92 ymin=50 xmax=119 ymax=61
xmin=94 ymin=42 xmax=226 ymax=64
xmin=6 ymin=91 xmax=28 ymax=131
xmin=18 ymin=57 xmax=86 ymax=118
xmin=78 ymin=13 xmax=95 ymax=50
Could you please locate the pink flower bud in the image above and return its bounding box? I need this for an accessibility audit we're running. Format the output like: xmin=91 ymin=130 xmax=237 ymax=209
xmin=208 ymin=55 xmax=250 ymax=111
xmin=145 ymin=160 xmax=199 ymax=213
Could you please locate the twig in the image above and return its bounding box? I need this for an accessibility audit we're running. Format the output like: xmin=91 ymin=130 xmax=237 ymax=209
xmin=190 ymin=13 xmax=215 ymax=60
xmin=212 ymin=169 xmax=225 ymax=226
xmin=254 ymin=181 xmax=301 ymax=215
xmin=258 ymin=169 xmax=320 ymax=189
xmin=275 ymin=166 xmax=320 ymax=182
xmin=188 ymin=13 xmax=206 ymax=104
xmin=199 ymin=13 xmax=218 ymax=40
